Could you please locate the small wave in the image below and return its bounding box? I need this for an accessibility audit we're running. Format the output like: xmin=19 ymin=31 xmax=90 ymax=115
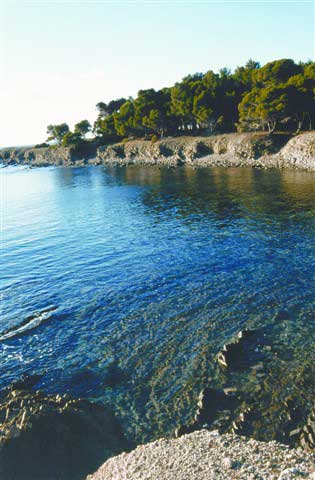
xmin=0 ymin=306 xmax=58 ymax=341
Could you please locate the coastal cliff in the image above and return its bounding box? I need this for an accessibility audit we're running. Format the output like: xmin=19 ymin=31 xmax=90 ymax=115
xmin=97 ymin=132 xmax=287 ymax=166
xmin=1 ymin=132 xmax=315 ymax=171
xmin=96 ymin=132 xmax=315 ymax=170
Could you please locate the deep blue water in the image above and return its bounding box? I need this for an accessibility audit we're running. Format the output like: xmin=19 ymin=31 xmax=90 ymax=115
xmin=1 ymin=164 xmax=315 ymax=442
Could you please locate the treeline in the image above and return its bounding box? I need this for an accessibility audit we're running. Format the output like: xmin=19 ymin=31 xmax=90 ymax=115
xmin=46 ymin=58 xmax=315 ymax=146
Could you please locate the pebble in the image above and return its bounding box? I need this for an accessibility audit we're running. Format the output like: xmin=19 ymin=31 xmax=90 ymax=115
xmin=278 ymin=467 xmax=308 ymax=479
xmin=87 ymin=430 xmax=315 ymax=480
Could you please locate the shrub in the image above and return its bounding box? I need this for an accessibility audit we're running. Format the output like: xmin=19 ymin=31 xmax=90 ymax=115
xmin=34 ymin=142 xmax=49 ymax=148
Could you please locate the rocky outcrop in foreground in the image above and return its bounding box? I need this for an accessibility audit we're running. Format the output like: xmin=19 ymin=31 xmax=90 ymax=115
xmin=0 ymin=378 xmax=129 ymax=480
xmin=1 ymin=132 xmax=315 ymax=171
xmin=87 ymin=429 xmax=315 ymax=480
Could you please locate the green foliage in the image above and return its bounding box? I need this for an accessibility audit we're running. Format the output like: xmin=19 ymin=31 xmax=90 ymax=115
xmin=61 ymin=131 xmax=83 ymax=147
xmin=96 ymin=98 xmax=127 ymax=118
xmin=93 ymin=115 xmax=118 ymax=142
xmin=74 ymin=120 xmax=91 ymax=137
xmin=47 ymin=59 xmax=315 ymax=146
xmin=253 ymin=59 xmax=302 ymax=86
xmin=114 ymin=101 xmax=136 ymax=137
xmin=46 ymin=123 xmax=69 ymax=145
xmin=239 ymin=60 xmax=315 ymax=133
xmin=47 ymin=120 xmax=91 ymax=149
xmin=34 ymin=142 xmax=49 ymax=148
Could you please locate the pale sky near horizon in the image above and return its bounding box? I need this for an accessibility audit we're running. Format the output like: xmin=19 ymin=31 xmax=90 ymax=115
xmin=0 ymin=0 xmax=314 ymax=147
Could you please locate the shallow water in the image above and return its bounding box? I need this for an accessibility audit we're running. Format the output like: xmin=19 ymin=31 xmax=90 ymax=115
xmin=1 ymin=164 xmax=315 ymax=443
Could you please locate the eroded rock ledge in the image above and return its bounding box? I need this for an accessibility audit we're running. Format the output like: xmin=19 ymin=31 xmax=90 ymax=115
xmin=96 ymin=132 xmax=315 ymax=171
xmin=1 ymin=132 xmax=315 ymax=171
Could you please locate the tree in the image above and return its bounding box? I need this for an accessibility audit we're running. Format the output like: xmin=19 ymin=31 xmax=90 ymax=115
xmin=96 ymin=98 xmax=127 ymax=118
xmin=239 ymin=61 xmax=315 ymax=133
xmin=47 ymin=58 xmax=315 ymax=144
xmin=233 ymin=60 xmax=260 ymax=93
xmin=238 ymin=85 xmax=292 ymax=133
xmin=74 ymin=120 xmax=91 ymax=138
xmin=96 ymin=102 xmax=108 ymax=118
xmin=216 ymin=71 xmax=240 ymax=131
xmin=93 ymin=114 xmax=118 ymax=142
xmin=253 ymin=59 xmax=302 ymax=86
xmin=106 ymin=98 xmax=127 ymax=115
xmin=193 ymin=91 xmax=216 ymax=131
xmin=142 ymin=109 xmax=165 ymax=136
xmin=61 ymin=131 xmax=82 ymax=147
xmin=285 ymin=78 xmax=315 ymax=132
xmin=46 ymin=123 xmax=69 ymax=145
xmin=134 ymin=89 xmax=159 ymax=135
xmin=171 ymin=74 xmax=203 ymax=131
xmin=113 ymin=101 xmax=136 ymax=137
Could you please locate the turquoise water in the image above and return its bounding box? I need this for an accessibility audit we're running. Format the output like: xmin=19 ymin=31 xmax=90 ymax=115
xmin=1 ymin=164 xmax=315 ymax=443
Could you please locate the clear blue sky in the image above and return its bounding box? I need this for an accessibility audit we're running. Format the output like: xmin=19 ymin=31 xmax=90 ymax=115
xmin=1 ymin=0 xmax=314 ymax=147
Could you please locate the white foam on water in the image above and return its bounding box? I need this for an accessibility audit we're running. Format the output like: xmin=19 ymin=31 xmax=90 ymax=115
xmin=0 ymin=306 xmax=58 ymax=341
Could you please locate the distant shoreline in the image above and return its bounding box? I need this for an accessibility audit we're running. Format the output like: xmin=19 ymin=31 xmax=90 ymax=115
xmin=1 ymin=131 xmax=315 ymax=172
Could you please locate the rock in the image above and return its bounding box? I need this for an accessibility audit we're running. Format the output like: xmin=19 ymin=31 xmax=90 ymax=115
xmin=299 ymin=406 xmax=315 ymax=450
xmin=87 ymin=429 xmax=315 ymax=480
xmin=277 ymin=467 xmax=308 ymax=479
xmin=175 ymin=387 xmax=240 ymax=437
xmin=216 ymin=329 xmax=258 ymax=371
xmin=222 ymin=457 xmax=242 ymax=469
xmin=2 ymin=132 xmax=315 ymax=171
xmin=0 ymin=143 xmax=98 ymax=166
xmin=0 ymin=382 xmax=129 ymax=480
xmin=277 ymin=132 xmax=315 ymax=170
xmin=274 ymin=310 xmax=291 ymax=322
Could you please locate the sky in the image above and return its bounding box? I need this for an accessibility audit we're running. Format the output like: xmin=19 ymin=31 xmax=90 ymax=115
xmin=0 ymin=0 xmax=314 ymax=147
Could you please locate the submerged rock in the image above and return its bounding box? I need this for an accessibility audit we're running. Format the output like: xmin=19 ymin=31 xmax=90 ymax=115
xmin=175 ymin=387 xmax=241 ymax=436
xmin=216 ymin=329 xmax=265 ymax=371
xmin=175 ymin=323 xmax=314 ymax=449
xmin=300 ymin=407 xmax=315 ymax=450
xmin=0 ymin=379 xmax=129 ymax=480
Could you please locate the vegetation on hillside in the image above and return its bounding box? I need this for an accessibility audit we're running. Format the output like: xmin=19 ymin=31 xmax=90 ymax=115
xmin=46 ymin=59 xmax=315 ymax=147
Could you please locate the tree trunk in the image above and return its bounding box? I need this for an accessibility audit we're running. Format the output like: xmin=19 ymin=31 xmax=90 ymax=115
xmin=294 ymin=113 xmax=303 ymax=134
xmin=295 ymin=120 xmax=302 ymax=134
xmin=267 ymin=121 xmax=276 ymax=134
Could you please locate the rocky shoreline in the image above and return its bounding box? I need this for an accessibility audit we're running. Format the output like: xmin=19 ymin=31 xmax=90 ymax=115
xmin=1 ymin=131 xmax=315 ymax=171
